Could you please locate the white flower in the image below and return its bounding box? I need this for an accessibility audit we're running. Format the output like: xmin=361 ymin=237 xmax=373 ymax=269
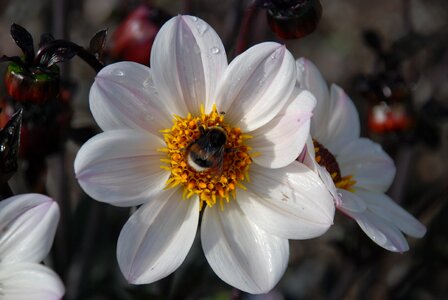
xmin=0 ymin=194 xmax=65 ymax=299
xmin=74 ymin=15 xmax=335 ymax=294
xmin=296 ymin=57 xmax=426 ymax=252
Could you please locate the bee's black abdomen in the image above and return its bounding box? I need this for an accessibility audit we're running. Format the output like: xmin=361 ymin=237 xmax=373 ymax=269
xmin=190 ymin=152 xmax=213 ymax=168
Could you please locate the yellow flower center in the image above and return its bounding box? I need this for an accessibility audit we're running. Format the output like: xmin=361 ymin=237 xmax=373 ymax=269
xmin=313 ymin=139 xmax=356 ymax=191
xmin=159 ymin=105 xmax=253 ymax=210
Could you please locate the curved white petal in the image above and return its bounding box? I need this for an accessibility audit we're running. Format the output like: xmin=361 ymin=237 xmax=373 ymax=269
xmin=74 ymin=129 xmax=170 ymax=207
xmin=201 ymin=201 xmax=289 ymax=294
xmin=346 ymin=210 xmax=410 ymax=252
xmin=238 ymin=162 xmax=334 ymax=239
xmin=315 ymin=165 xmax=341 ymax=206
xmin=117 ymin=189 xmax=199 ymax=284
xmin=0 ymin=194 xmax=59 ymax=265
xmin=0 ymin=262 xmax=65 ymax=300
xmin=337 ymin=189 xmax=367 ymax=213
xmin=354 ymin=189 xmax=426 ymax=238
xmin=91 ymin=61 xmax=172 ymax=132
xmin=299 ymin=136 xmax=317 ymax=170
xmin=151 ymin=15 xmax=228 ymax=117
xmin=296 ymin=58 xmax=330 ymax=138
xmin=248 ymin=89 xmax=315 ymax=169
xmin=216 ymin=42 xmax=296 ymax=131
xmin=338 ymin=138 xmax=396 ymax=192
xmin=300 ymin=137 xmax=341 ymax=205
xmin=319 ymin=84 xmax=360 ymax=154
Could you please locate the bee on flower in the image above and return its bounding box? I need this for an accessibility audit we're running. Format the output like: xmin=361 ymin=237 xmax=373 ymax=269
xmin=75 ymin=15 xmax=335 ymax=293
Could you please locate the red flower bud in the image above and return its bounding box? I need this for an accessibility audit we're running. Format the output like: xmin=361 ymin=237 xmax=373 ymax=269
xmin=4 ymin=62 xmax=59 ymax=103
xmin=264 ymin=0 xmax=322 ymax=39
xmin=110 ymin=5 xmax=171 ymax=65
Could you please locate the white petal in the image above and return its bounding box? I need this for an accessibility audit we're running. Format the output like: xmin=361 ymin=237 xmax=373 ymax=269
xmin=74 ymin=129 xmax=170 ymax=207
xmin=318 ymin=84 xmax=360 ymax=154
xmin=216 ymin=42 xmax=296 ymax=131
xmin=338 ymin=138 xmax=396 ymax=192
xmin=248 ymin=89 xmax=315 ymax=169
xmin=299 ymin=136 xmax=317 ymax=170
xmin=337 ymin=189 xmax=367 ymax=213
xmin=201 ymin=201 xmax=289 ymax=294
xmin=151 ymin=15 xmax=227 ymax=117
xmin=117 ymin=189 xmax=199 ymax=284
xmin=91 ymin=61 xmax=172 ymax=132
xmin=0 ymin=262 xmax=65 ymax=300
xmin=296 ymin=58 xmax=330 ymax=139
xmin=0 ymin=194 xmax=59 ymax=265
xmin=354 ymin=189 xmax=426 ymax=238
xmin=346 ymin=210 xmax=410 ymax=252
xmin=238 ymin=162 xmax=334 ymax=239
xmin=300 ymin=138 xmax=341 ymax=205
xmin=316 ymin=166 xmax=341 ymax=206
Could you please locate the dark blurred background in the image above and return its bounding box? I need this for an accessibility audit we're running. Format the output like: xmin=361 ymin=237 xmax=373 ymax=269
xmin=0 ymin=0 xmax=447 ymax=299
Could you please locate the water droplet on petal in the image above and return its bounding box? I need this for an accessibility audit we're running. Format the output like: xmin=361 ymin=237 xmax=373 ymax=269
xmin=297 ymin=60 xmax=305 ymax=73
xmin=210 ymin=47 xmax=220 ymax=54
xmin=191 ymin=16 xmax=198 ymax=22
xmin=112 ymin=69 xmax=124 ymax=76
xmin=196 ymin=22 xmax=208 ymax=35
xmin=142 ymin=78 xmax=152 ymax=88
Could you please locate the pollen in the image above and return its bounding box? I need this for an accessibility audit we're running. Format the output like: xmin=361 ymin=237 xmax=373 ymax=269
xmin=159 ymin=104 xmax=253 ymax=209
xmin=313 ymin=139 xmax=356 ymax=191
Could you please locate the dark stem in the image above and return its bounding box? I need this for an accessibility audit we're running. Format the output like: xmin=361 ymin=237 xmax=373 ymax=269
xmin=388 ymin=145 xmax=413 ymax=204
xmin=34 ymin=40 xmax=104 ymax=73
xmin=231 ymin=288 xmax=242 ymax=300
xmin=47 ymin=153 xmax=70 ymax=280
xmin=65 ymin=201 xmax=102 ymax=300
xmin=0 ymin=182 xmax=13 ymax=200
xmin=183 ymin=0 xmax=193 ymax=14
xmin=402 ymin=0 xmax=414 ymax=33
xmin=234 ymin=6 xmax=258 ymax=56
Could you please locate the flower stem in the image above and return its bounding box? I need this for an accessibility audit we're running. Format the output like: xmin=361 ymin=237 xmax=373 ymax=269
xmin=34 ymin=40 xmax=104 ymax=73
xmin=0 ymin=182 xmax=13 ymax=200
xmin=235 ymin=6 xmax=258 ymax=56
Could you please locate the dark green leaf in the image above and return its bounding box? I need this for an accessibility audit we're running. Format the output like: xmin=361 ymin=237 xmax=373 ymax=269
xmin=0 ymin=108 xmax=22 ymax=183
xmin=89 ymin=29 xmax=108 ymax=62
xmin=10 ymin=24 xmax=35 ymax=64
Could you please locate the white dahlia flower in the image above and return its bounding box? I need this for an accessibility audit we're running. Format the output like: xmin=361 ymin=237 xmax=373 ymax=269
xmin=296 ymin=57 xmax=426 ymax=252
xmin=75 ymin=15 xmax=334 ymax=294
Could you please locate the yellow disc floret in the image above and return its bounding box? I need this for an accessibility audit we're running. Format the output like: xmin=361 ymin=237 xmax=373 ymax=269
xmin=159 ymin=105 xmax=253 ymax=210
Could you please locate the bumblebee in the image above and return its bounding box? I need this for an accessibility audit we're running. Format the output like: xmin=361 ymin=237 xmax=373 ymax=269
xmin=186 ymin=125 xmax=227 ymax=173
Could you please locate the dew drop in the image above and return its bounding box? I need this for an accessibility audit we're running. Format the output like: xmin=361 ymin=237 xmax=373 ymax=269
xmin=297 ymin=60 xmax=305 ymax=73
xmin=270 ymin=52 xmax=278 ymax=59
xmin=191 ymin=16 xmax=198 ymax=22
xmin=196 ymin=22 xmax=208 ymax=35
xmin=142 ymin=78 xmax=152 ymax=88
xmin=113 ymin=69 xmax=124 ymax=76
xmin=210 ymin=47 xmax=220 ymax=54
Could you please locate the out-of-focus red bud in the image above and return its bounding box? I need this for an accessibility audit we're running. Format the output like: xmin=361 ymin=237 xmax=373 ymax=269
xmin=263 ymin=0 xmax=322 ymax=39
xmin=368 ymin=102 xmax=412 ymax=133
xmin=4 ymin=62 xmax=59 ymax=103
xmin=110 ymin=5 xmax=171 ymax=65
